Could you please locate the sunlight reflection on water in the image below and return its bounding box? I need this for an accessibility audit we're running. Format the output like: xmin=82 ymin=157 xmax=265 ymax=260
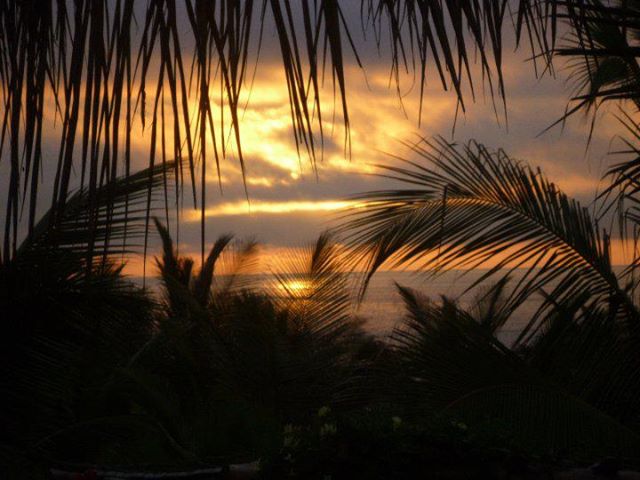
xmin=132 ymin=268 xmax=626 ymax=344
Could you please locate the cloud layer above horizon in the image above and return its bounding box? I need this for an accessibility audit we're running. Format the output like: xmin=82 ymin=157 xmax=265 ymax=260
xmin=1 ymin=7 xmax=631 ymax=275
xmin=122 ymin=48 xmax=624 ymax=274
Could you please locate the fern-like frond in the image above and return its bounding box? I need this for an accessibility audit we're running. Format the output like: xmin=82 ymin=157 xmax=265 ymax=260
xmin=389 ymin=287 xmax=640 ymax=461
xmin=341 ymin=137 xmax=637 ymax=334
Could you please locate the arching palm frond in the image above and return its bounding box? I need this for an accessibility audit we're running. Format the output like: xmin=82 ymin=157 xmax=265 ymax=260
xmin=340 ymin=137 xmax=638 ymax=334
xmin=264 ymin=233 xmax=372 ymax=410
xmin=467 ymin=276 xmax=513 ymax=334
xmin=0 ymin=0 xmax=569 ymax=262
xmin=211 ymin=238 xmax=260 ymax=299
xmin=551 ymin=0 xmax=640 ymax=128
xmin=154 ymin=219 xmax=259 ymax=319
xmin=597 ymin=112 xmax=640 ymax=285
xmin=17 ymin=160 xmax=177 ymax=268
xmin=270 ymin=233 xmax=354 ymax=335
xmin=389 ymin=286 xmax=640 ymax=461
xmin=1 ymin=160 xmax=173 ymax=469
xmin=364 ymin=0 xmax=556 ymax=121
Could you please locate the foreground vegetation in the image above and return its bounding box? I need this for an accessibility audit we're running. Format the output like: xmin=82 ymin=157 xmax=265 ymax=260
xmin=3 ymin=140 xmax=640 ymax=478
xmin=5 ymin=0 xmax=640 ymax=478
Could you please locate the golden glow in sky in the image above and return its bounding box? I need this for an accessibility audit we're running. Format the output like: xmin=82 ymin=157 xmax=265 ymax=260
xmin=185 ymin=200 xmax=360 ymax=219
xmin=34 ymin=50 xmax=632 ymax=274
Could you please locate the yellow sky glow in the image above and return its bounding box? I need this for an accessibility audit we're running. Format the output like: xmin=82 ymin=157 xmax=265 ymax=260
xmin=32 ymin=58 xmax=633 ymax=275
xmin=184 ymin=199 xmax=361 ymax=219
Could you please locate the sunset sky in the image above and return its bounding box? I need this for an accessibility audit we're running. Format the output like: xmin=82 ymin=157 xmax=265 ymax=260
xmin=2 ymin=4 xmax=630 ymax=274
xmin=156 ymin=41 xmax=625 ymax=273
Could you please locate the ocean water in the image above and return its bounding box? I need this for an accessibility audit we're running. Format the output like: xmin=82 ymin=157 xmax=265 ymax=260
xmin=137 ymin=269 xmax=541 ymax=344
xmin=352 ymin=270 xmax=539 ymax=344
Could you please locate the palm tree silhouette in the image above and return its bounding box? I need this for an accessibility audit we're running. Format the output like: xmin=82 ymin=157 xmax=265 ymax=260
xmin=1 ymin=0 xmax=616 ymax=261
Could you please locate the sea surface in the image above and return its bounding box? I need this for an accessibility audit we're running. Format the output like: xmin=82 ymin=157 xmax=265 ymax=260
xmin=345 ymin=270 xmax=547 ymax=345
xmin=138 ymin=269 xmax=547 ymax=344
xmin=355 ymin=270 xmax=535 ymax=341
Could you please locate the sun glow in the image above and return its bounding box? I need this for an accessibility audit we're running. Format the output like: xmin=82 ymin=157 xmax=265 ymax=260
xmin=280 ymin=279 xmax=312 ymax=295
xmin=109 ymin=62 xmax=624 ymax=276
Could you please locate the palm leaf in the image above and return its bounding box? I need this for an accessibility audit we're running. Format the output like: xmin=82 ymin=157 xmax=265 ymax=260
xmin=340 ymin=136 xmax=637 ymax=335
xmin=0 ymin=0 xmax=573 ymax=260
xmin=210 ymin=233 xmax=370 ymax=418
xmin=597 ymin=112 xmax=640 ymax=285
xmin=390 ymin=286 xmax=640 ymax=461
xmin=542 ymin=0 xmax=640 ymax=131
xmin=1 ymin=161 xmax=173 ymax=465
xmin=211 ymin=238 xmax=260 ymax=298
xmin=17 ymin=159 xmax=178 ymax=267
xmin=269 ymin=232 xmax=355 ymax=337
xmin=445 ymin=384 xmax=640 ymax=460
xmin=389 ymin=286 xmax=533 ymax=411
